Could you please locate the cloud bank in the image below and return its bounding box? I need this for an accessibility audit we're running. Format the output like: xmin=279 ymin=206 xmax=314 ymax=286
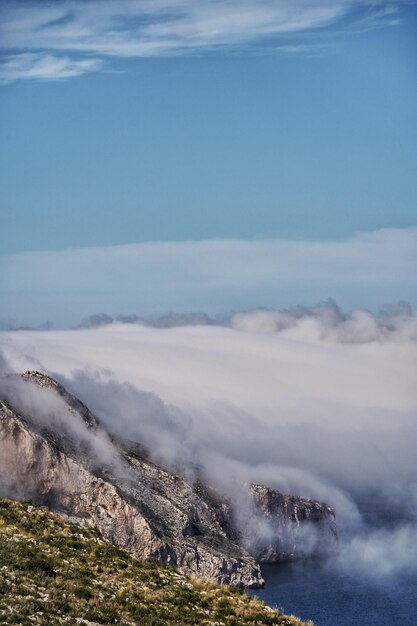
xmin=2 ymin=314 xmax=416 ymax=497
xmin=1 ymin=300 xmax=417 ymax=578
xmin=1 ymin=228 xmax=416 ymax=327
xmin=0 ymin=0 xmax=408 ymax=82
xmin=231 ymin=300 xmax=417 ymax=342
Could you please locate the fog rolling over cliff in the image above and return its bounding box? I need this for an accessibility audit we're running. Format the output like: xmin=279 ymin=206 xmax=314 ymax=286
xmin=0 ymin=370 xmax=338 ymax=588
xmin=1 ymin=304 xmax=417 ymax=582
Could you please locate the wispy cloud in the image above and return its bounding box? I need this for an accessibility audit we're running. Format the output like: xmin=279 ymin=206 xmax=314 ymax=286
xmin=0 ymin=52 xmax=102 ymax=85
xmin=355 ymin=3 xmax=403 ymax=31
xmin=0 ymin=1 xmax=409 ymax=83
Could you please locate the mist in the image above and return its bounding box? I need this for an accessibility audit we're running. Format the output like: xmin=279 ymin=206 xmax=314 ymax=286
xmin=1 ymin=303 xmax=416 ymax=581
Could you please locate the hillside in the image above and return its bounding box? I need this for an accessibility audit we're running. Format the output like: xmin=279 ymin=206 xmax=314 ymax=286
xmin=0 ymin=498 xmax=310 ymax=626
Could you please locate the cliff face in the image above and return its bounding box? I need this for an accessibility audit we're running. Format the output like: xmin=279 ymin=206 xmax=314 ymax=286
xmin=247 ymin=484 xmax=337 ymax=562
xmin=0 ymin=371 xmax=337 ymax=588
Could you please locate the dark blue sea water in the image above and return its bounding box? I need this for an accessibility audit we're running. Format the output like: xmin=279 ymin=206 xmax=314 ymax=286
xmin=252 ymin=561 xmax=416 ymax=626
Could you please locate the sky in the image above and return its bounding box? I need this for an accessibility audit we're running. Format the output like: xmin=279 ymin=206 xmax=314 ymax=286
xmin=1 ymin=1 xmax=417 ymax=590
xmin=0 ymin=0 xmax=416 ymax=325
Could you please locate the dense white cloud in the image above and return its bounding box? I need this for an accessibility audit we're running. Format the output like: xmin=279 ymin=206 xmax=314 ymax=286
xmin=2 ymin=317 xmax=416 ymax=494
xmin=0 ymin=0 xmax=409 ymax=82
xmin=231 ymin=301 xmax=417 ymax=342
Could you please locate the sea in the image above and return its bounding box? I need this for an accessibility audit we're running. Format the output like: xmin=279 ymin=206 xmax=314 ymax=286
xmin=252 ymin=560 xmax=416 ymax=626
xmin=250 ymin=492 xmax=417 ymax=626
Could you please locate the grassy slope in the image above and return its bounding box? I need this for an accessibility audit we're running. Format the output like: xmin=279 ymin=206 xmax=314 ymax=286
xmin=0 ymin=498 xmax=310 ymax=626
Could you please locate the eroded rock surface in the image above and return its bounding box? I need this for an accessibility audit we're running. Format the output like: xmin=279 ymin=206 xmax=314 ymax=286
xmin=0 ymin=371 xmax=337 ymax=587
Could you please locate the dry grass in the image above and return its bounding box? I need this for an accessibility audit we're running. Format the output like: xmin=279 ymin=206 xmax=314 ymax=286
xmin=0 ymin=498 xmax=310 ymax=626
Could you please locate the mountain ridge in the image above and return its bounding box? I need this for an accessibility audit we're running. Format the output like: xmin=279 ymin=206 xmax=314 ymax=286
xmin=0 ymin=371 xmax=337 ymax=588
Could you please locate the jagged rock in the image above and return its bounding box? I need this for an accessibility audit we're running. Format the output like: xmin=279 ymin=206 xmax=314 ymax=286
xmin=0 ymin=371 xmax=337 ymax=588
xmin=247 ymin=484 xmax=337 ymax=562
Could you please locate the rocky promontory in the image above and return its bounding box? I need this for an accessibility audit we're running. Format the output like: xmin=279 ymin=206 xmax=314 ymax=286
xmin=0 ymin=371 xmax=337 ymax=588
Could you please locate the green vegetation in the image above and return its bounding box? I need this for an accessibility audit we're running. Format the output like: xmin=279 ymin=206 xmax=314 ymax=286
xmin=0 ymin=498 xmax=310 ymax=626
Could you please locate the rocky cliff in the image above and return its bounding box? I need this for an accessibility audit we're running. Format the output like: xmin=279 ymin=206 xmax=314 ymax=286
xmin=0 ymin=371 xmax=337 ymax=588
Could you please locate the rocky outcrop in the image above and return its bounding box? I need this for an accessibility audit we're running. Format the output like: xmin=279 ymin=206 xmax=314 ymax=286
xmin=247 ymin=484 xmax=337 ymax=562
xmin=0 ymin=371 xmax=337 ymax=588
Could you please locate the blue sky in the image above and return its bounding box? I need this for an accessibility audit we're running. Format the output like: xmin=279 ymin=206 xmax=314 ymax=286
xmin=0 ymin=1 xmax=416 ymax=324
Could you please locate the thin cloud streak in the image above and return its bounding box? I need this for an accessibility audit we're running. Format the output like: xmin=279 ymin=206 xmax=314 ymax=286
xmin=0 ymin=228 xmax=416 ymax=326
xmin=0 ymin=0 xmax=409 ymax=82
xmin=0 ymin=53 xmax=103 ymax=84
